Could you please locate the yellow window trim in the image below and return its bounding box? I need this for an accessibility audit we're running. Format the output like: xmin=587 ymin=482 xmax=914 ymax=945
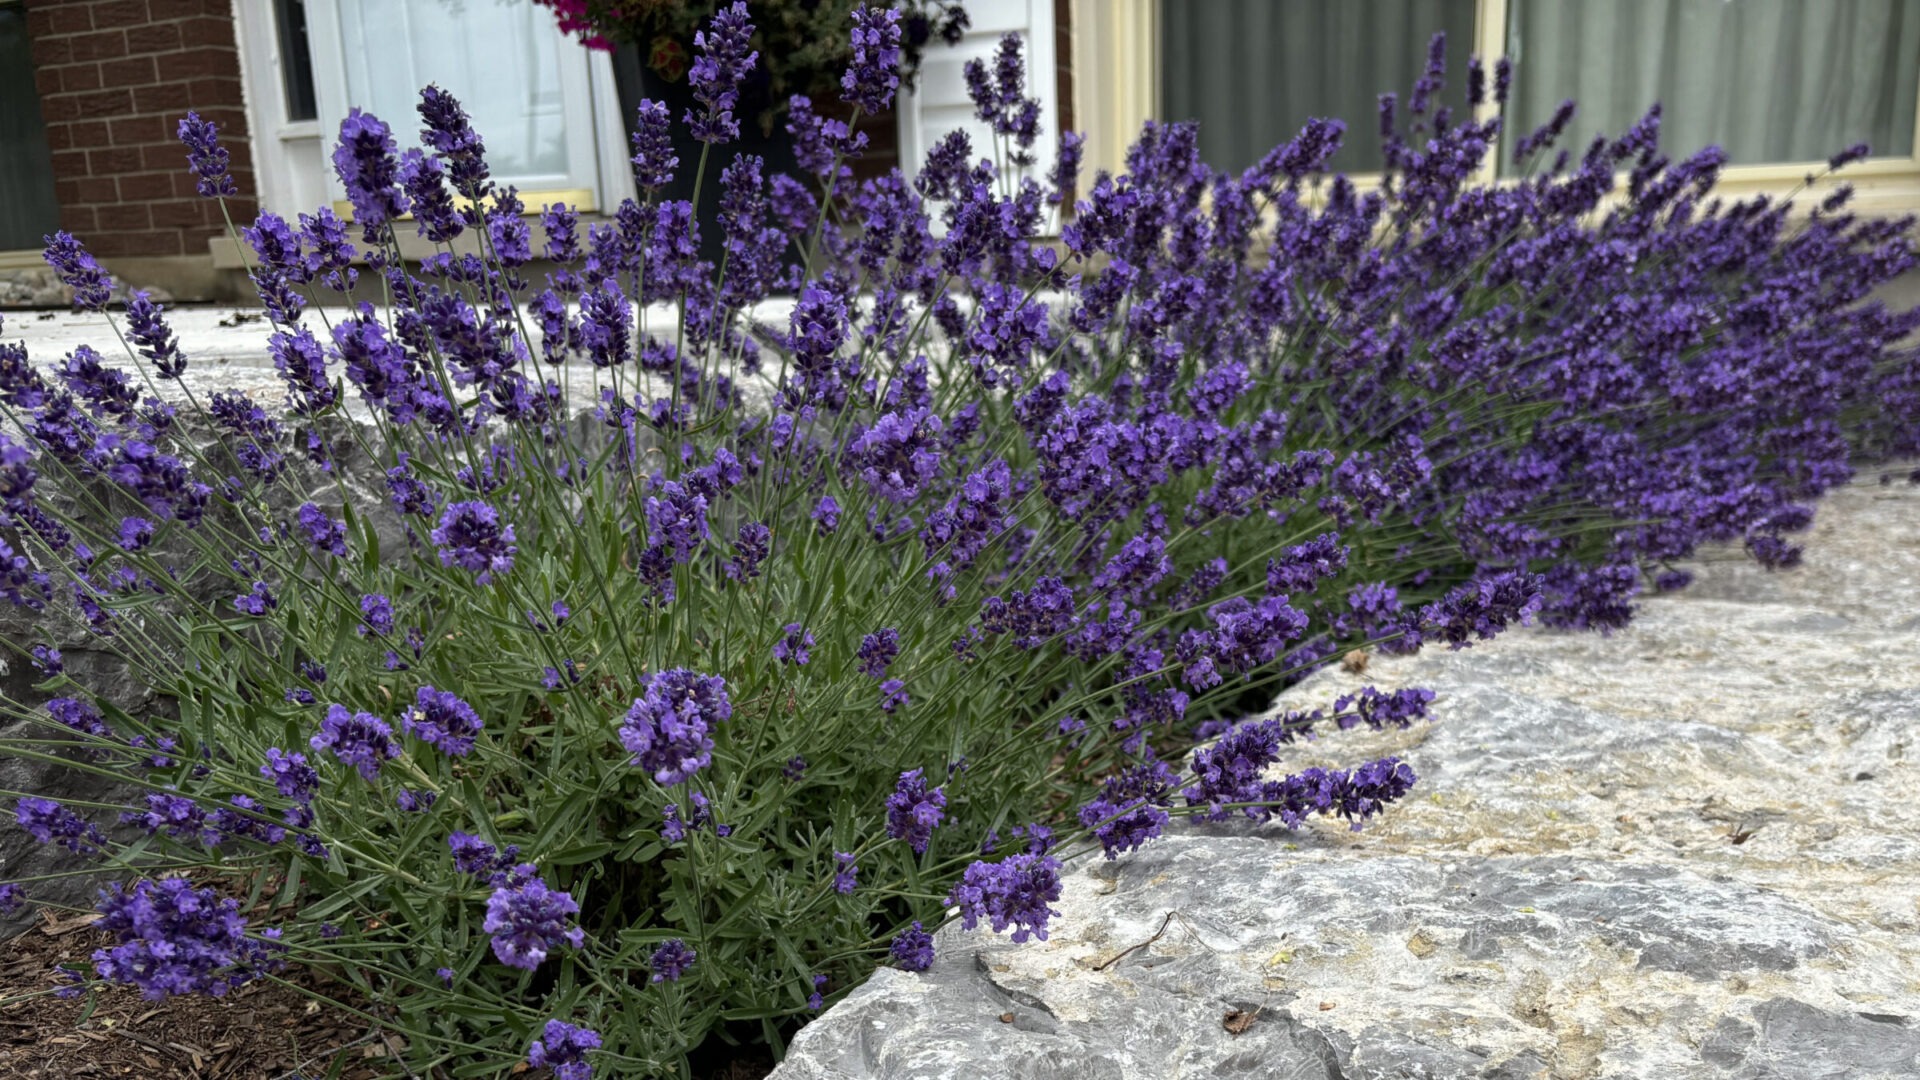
xmin=328 ymin=187 xmax=600 ymax=222
xmin=1075 ymin=0 xmax=1920 ymax=218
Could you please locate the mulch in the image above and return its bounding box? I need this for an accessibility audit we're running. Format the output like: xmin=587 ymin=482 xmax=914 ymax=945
xmin=0 ymin=909 xmax=388 ymax=1080
xmin=0 ymin=905 xmax=780 ymax=1078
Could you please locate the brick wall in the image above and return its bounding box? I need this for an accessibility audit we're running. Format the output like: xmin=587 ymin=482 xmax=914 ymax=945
xmin=27 ymin=0 xmax=257 ymax=260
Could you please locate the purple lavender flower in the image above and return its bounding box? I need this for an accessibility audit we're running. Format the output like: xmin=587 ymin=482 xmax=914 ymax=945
xmin=41 ymin=232 xmax=112 ymax=311
xmin=124 ymin=792 xmax=213 ymax=845
xmin=630 ymin=99 xmax=677 ymax=189
xmin=385 ymin=453 xmax=439 ymax=518
xmin=232 ymin=581 xmax=276 ymax=616
xmin=619 ymin=669 xmax=732 ymax=786
xmin=125 ymin=291 xmax=187 ymax=377
xmin=643 ymin=482 xmax=709 ymax=562
xmin=832 ymin=851 xmax=858 ymax=894
xmin=16 ymin=797 xmax=106 ymax=854
xmin=649 ymin=938 xmax=697 ymax=983
xmin=889 ymin=921 xmax=935 ymax=971
xmin=176 ymin=112 xmax=237 ymax=198
xmin=30 ymin=645 xmax=63 ymax=676
xmin=450 ymin=832 xmax=522 ymax=880
xmin=267 ymin=328 xmax=334 ymax=415
xmin=399 ymin=149 xmax=462 ymax=243
xmin=331 ymin=108 xmax=409 ymax=240
xmin=528 ymin=1020 xmax=601 ymax=1080
xmin=772 ymin=622 xmax=815 ymax=666
xmin=808 ymin=972 xmax=828 ymax=1010
xmin=843 ymin=7 xmax=903 ymax=113
xmin=46 ymin=696 xmax=109 ymax=739
xmin=1077 ymin=756 xmax=1176 ymax=859
xmin=309 ymin=704 xmax=399 ymax=781
xmin=295 ymin=503 xmax=347 ymax=558
xmin=948 ymin=852 xmax=1061 ymax=943
xmin=811 ymin=495 xmax=841 ymax=535
xmin=483 ymin=871 xmax=584 ymax=970
xmin=396 ymin=789 xmax=437 ymax=813
xmin=1417 ymin=571 xmax=1544 ymax=649
xmin=724 ymin=522 xmax=771 ymax=581
xmin=687 ymin=3 xmax=757 ymax=144
xmin=431 ymin=501 xmax=517 ymax=584
xmin=0 ymin=884 xmax=24 ymax=915
xmin=358 ymin=593 xmax=394 ymax=637
xmin=403 ymin=685 xmax=484 ymax=757
xmin=857 ymin=627 xmax=901 ymax=679
xmin=93 ymin=878 xmax=285 ymax=999
xmin=260 ymin=748 xmax=318 ymax=803
xmin=417 ymin=85 xmax=491 ymax=199
xmin=879 ymin=679 xmax=910 ymax=713
xmin=885 ymin=769 xmax=946 ymax=854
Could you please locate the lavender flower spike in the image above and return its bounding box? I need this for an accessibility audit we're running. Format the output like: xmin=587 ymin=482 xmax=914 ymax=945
xmin=844 ymin=7 xmax=904 ymax=113
xmin=177 ymin=111 xmax=237 ymax=198
xmin=41 ymin=232 xmax=113 ymax=312
xmin=331 ymin=108 xmax=409 ymax=240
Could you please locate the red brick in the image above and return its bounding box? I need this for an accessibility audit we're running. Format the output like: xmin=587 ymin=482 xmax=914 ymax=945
xmin=49 ymin=149 xmax=91 ymax=179
xmin=177 ymin=15 xmax=236 ymax=48
xmin=43 ymin=5 xmax=95 ymax=35
xmin=96 ymin=203 xmax=152 ymax=231
xmin=165 ymin=44 xmax=241 ymax=79
xmin=123 ymin=21 xmax=184 ymax=54
xmin=92 ymin=230 xmax=184 ymax=258
xmin=67 ymin=28 xmax=129 ymax=61
xmin=116 ymin=171 xmax=176 ymax=201
xmin=108 ymin=114 xmax=169 ymax=146
xmin=143 ymin=143 xmax=186 ymax=171
xmin=99 ymin=55 xmax=158 ymax=88
xmin=148 ymin=0 xmax=222 ymax=19
xmin=33 ymin=67 xmax=63 ymax=97
xmin=89 ymin=147 xmax=145 ymax=178
xmin=64 ymin=118 xmax=112 ymax=149
xmin=59 ymin=205 xmax=98 ymax=233
xmin=57 ymin=63 xmax=106 ymax=92
xmin=186 ymin=76 xmax=243 ymax=108
xmin=68 ymin=87 xmax=133 ymax=119
xmin=43 ymin=124 xmax=73 ymax=153
xmin=129 ymin=81 xmax=191 ymax=113
xmin=90 ymin=0 xmax=151 ymax=29
xmin=31 ymin=33 xmax=74 ymax=64
xmin=74 ymin=176 xmax=120 ymax=203
xmin=149 ymin=199 xmax=207 ymax=228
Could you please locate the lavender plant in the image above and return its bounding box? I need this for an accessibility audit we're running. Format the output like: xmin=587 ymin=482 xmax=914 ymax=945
xmin=3 ymin=9 xmax=1917 ymax=1077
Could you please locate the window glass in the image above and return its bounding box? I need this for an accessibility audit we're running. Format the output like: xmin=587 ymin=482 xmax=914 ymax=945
xmin=332 ymin=0 xmax=572 ymax=185
xmin=1503 ymin=0 xmax=1920 ymax=172
xmin=1160 ymin=0 xmax=1477 ymax=175
xmin=275 ymin=0 xmax=320 ymax=123
xmin=0 ymin=4 xmax=62 ymax=250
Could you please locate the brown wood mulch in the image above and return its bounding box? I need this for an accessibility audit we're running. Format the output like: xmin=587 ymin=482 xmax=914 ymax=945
xmin=0 ymin=910 xmax=387 ymax=1080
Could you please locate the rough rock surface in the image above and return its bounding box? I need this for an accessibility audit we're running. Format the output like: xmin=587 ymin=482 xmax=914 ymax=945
xmin=774 ymin=473 xmax=1920 ymax=1080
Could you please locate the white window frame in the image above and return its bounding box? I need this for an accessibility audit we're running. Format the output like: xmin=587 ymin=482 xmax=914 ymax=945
xmin=1073 ymin=0 xmax=1920 ymax=215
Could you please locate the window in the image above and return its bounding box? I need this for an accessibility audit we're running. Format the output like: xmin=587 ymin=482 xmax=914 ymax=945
xmin=273 ymin=0 xmax=320 ymax=124
xmin=0 ymin=1 xmax=62 ymax=252
xmin=1163 ymin=0 xmax=1475 ymax=175
xmin=302 ymin=0 xmax=606 ymax=210
xmin=1502 ymin=0 xmax=1918 ymax=172
xmin=1070 ymin=0 xmax=1920 ymax=212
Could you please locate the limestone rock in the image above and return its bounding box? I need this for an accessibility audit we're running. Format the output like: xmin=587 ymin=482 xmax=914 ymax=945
xmin=774 ymin=473 xmax=1920 ymax=1079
